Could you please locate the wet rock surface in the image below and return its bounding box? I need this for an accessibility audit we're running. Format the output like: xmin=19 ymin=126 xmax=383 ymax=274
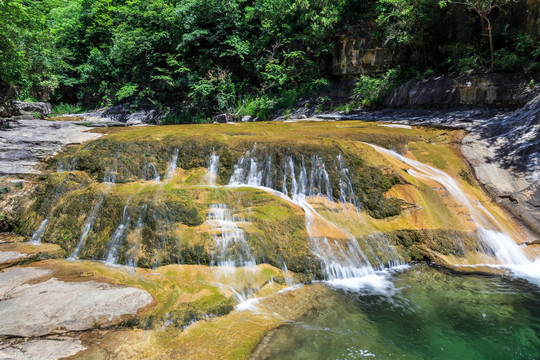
xmin=318 ymin=91 xmax=540 ymax=235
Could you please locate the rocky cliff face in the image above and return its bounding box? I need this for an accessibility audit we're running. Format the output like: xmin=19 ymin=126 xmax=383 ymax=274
xmin=332 ymin=36 xmax=399 ymax=76
xmin=384 ymin=72 xmax=540 ymax=108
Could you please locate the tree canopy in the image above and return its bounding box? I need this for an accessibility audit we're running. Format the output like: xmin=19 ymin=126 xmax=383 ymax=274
xmin=0 ymin=0 xmax=537 ymax=118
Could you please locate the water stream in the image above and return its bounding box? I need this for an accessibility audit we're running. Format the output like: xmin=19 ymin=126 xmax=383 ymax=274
xmin=165 ymin=148 xmax=179 ymax=182
xmin=366 ymin=143 xmax=540 ymax=283
xmin=225 ymin=148 xmax=401 ymax=291
xmin=29 ymin=219 xmax=49 ymax=245
xmin=104 ymin=199 xmax=132 ymax=265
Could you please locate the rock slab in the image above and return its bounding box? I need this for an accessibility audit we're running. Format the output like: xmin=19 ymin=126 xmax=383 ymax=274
xmin=0 ymin=267 xmax=153 ymax=337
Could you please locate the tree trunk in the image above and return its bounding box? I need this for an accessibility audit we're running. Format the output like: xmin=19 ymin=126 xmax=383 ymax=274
xmin=487 ymin=18 xmax=494 ymax=69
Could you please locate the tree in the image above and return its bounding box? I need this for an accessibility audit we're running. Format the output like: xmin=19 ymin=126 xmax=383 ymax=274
xmin=439 ymin=0 xmax=519 ymax=69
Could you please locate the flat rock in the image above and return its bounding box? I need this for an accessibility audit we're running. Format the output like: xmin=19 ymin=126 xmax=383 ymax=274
xmin=0 ymin=267 xmax=153 ymax=337
xmin=0 ymin=119 xmax=102 ymax=175
xmin=0 ymin=337 xmax=85 ymax=360
xmin=0 ymin=251 xmax=28 ymax=265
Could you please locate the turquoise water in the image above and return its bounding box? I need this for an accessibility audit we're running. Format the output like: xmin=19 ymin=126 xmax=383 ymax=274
xmin=257 ymin=264 xmax=540 ymax=359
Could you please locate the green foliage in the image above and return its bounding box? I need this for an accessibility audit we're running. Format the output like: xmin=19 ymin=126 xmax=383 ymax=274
xmin=441 ymin=43 xmax=483 ymax=71
xmin=1 ymin=0 xmax=536 ymax=117
xmin=0 ymin=0 xmax=60 ymax=98
xmin=236 ymin=96 xmax=275 ymax=120
xmin=353 ymin=68 xmax=400 ymax=109
xmin=50 ymin=103 xmax=84 ymax=116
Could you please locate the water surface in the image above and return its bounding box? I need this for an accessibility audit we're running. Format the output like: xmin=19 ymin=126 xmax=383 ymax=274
xmin=256 ymin=264 xmax=540 ymax=359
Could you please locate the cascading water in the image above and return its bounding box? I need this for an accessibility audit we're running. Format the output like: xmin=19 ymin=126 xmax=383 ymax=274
xmin=145 ymin=163 xmax=161 ymax=182
xmin=29 ymin=219 xmax=49 ymax=245
xmin=206 ymin=203 xmax=260 ymax=303
xmin=68 ymin=195 xmax=106 ymax=260
xmin=69 ymin=169 xmax=115 ymax=260
xmin=224 ymin=146 xmax=404 ymax=290
xmin=103 ymin=166 xmax=117 ymax=184
xmin=104 ymin=199 xmax=131 ymax=265
xmin=126 ymin=204 xmax=147 ymax=268
xmin=207 ymin=204 xmax=256 ymax=268
xmin=366 ymin=143 xmax=540 ymax=282
xmin=165 ymin=148 xmax=179 ymax=182
xmin=201 ymin=152 xmax=219 ymax=185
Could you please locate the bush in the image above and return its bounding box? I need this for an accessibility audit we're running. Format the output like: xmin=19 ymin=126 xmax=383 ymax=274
xmin=235 ymin=96 xmax=275 ymax=120
xmin=353 ymin=67 xmax=400 ymax=109
xmin=49 ymin=103 xmax=84 ymax=116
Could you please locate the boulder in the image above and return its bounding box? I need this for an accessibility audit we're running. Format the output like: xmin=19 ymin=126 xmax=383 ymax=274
xmin=126 ymin=109 xmax=161 ymax=125
xmin=214 ymin=113 xmax=235 ymax=123
xmin=241 ymin=115 xmax=253 ymax=123
xmin=11 ymin=101 xmax=52 ymax=117
xmin=103 ymin=104 xmax=129 ymax=122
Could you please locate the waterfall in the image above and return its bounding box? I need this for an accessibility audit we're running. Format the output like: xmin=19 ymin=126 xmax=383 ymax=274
xmin=103 ymin=166 xmax=117 ymax=183
xmin=366 ymin=143 xmax=539 ymax=281
xmin=145 ymin=163 xmax=160 ymax=182
xmin=223 ymin=146 xmax=403 ymax=290
xmin=207 ymin=204 xmax=256 ymax=268
xmin=206 ymin=203 xmax=260 ymax=303
xmin=68 ymin=195 xmax=106 ymax=260
xmin=104 ymin=199 xmax=131 ymax=265
xmin=165 ymin=148 xmax=179 ymax=182
xmin=29 ymin=219 xmax=49 ymax=245
xmin=126 ymin=204 xmax=147 ymax=268
xmin=69 ymin=171 xmax=115 ymax=261
xmin=202 ymin=152 xmax=220 ymax=185
xmin=336 ymin=154 xmax=357 ymax=206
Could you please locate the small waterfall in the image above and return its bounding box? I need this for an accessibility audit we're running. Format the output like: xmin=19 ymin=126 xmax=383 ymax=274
xmin=29 ymin=219 xmax=49 ymax=245
xmin=165 ymin=148 xmax=179 ymax=182
xmin=206 ymin=203 xmax=260 ymax=303
xmin=229 ymin=146 xmax=336 ymax=202
xmin=126 ymin=204 xmax=147 ymax=268
xmin=202 ymin=152 xmax=220 ymax=185
xmin=56 ymin=158 xmax=77 ymax=172
xmin=308 ymin=155 xmax=333 ymax=199
xmin=145 ymin=163 xmax=160 ymax=182
xmin=104 ymin=199 xmax=131 ymax=265
xmin=367 ymin=143 xmax=539 ymax=280
xmin=336 ymin=155 xmax=357 ymax=206
xmin=207 ymin=204 xmax=256 ymax=268
xmin=68 ymin=196 xmax=106 ymax=260
xmin=103 ymin=166 xmax=117 ymax=183
xmin=223 ymin=147 xmax=396 ymax=289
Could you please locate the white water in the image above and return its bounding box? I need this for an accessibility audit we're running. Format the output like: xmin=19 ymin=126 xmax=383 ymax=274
xmin=225 ymin=147 xmax=402 ymax=291
xmin=202 ymin=152 xmax=220 ymax=185
xmin=206 ymin=203 xmax=260 ymax=303
xmin=165 ymin=148 xmax=179 ymax=182
xmin=125 ymin=204 xmax=147 ymax=268
xmin=69 ymin=195 xmax=106 ymax=260
xmin=366 ymin=143 xmax=540 ymax=283
xmin=207 ymin=204 xmax=256 ymax=268
xmin=103 ymin=166 xmax=117 ymax=183
xmin=147 ymin=163 xmax=161 ymax=182
xmin=104 ymin=199 xmax=131 ymax=265
xmin=29 ymin=219 xmax=49 ymax=245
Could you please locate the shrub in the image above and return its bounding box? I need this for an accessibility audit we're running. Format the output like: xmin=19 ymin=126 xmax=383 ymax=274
xmin=353 ymin=67 xmax=400 ymax=109
xmin=50 ymin=103 xmax=84 ymax=116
